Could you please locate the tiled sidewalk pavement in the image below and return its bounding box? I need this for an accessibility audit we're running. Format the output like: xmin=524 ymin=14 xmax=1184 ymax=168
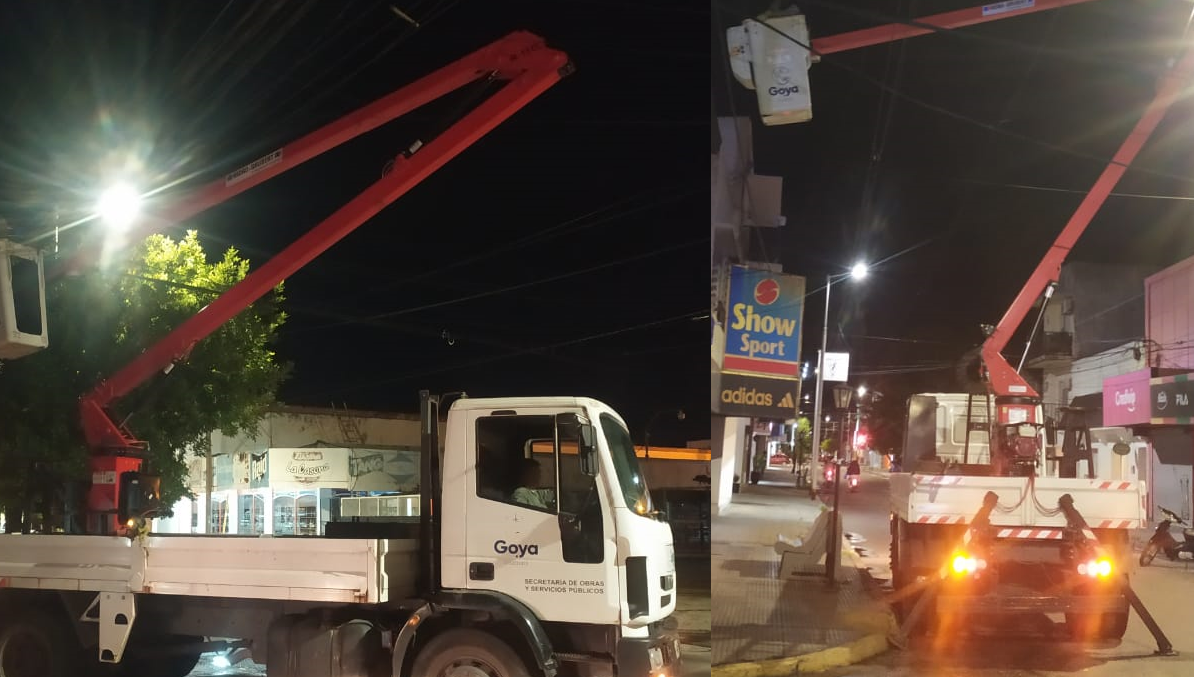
xmin=712 ymin=471 xmax=893 ymax=667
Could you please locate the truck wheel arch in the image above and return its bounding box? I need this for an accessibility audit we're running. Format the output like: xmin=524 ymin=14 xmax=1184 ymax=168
xmin=393 ymin=590 xmax=558 ymax=677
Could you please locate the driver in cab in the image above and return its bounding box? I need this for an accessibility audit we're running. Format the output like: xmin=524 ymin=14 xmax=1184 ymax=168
xmin=512 ymin=457 xmax=551 ymax=510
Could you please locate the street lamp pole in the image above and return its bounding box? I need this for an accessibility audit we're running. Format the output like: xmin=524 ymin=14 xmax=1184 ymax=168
xmin=808 ymin=275 xmax=832 ymax=499
xmin=807 ymin=262 xmax=867 ymax=498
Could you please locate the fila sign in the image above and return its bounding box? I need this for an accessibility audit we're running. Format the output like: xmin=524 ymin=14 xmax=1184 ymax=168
xmin=713 ymin=370 xmax=801 ymax=420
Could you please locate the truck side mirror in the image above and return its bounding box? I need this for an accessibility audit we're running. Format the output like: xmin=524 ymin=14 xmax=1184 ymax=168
xmin=578 ymin=424 xmax=598 ymax=477
xmin=117 ymin=471 xmax=162 ymax=526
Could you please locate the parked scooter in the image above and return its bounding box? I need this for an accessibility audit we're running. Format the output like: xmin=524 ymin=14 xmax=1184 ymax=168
xmin=1140 ymin=506 xmax=1194 ymax=566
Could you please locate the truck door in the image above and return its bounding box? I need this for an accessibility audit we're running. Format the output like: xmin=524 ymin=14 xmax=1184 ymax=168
xmin=465 ymin=408 xmax=618 ymax=625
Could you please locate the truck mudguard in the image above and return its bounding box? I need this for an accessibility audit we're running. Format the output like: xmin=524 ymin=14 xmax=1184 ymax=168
xmin=393 ymin=590 xmax=559 ymax=677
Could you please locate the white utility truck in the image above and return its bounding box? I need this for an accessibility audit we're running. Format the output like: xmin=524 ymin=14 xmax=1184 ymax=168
xmin=0 ymin=31 xmax=682 ymax=677
xmin=892 ymin=392 xmax=1145 ymax=639
xmin=0 ymin=392 xmax=681 ymax=677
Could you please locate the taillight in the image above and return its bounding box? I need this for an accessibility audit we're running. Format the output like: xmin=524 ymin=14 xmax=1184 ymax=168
xmin=949 ymin=552 xmax=987 ymax=576
xmin=1078 ymin=558 xmax=1113 ymax=578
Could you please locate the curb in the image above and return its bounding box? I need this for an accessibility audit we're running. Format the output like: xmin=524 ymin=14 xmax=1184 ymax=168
xmin=712 ymin=538 xmax=899 ymax=676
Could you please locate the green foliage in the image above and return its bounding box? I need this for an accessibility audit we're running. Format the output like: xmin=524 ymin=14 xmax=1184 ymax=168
xmin=793 ymin=416 xmax=812 ymax=463
xmin=0 ymin=231 xmax=289 ymax=526
xmin=820 ymin=437 xmax=838 ymax=454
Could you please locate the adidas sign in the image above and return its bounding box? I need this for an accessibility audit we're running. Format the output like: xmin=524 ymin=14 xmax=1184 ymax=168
xmin=714 ymin=372 xmax=801 ymax=418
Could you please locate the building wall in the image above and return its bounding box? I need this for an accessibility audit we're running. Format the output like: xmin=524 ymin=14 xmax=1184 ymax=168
xmin=1146 ymin=256 xmax=1194 ymax=371
xmin=1061 ymin=262 xmax=1155 ymax=360
xmin=1072 ymin=342 xmax=1145 ymax=397
xmin=212 ymin=406 xmax=423 ymax=457
xmin=711 ymin=416 xmax=748 ymax=515
xmin=1041 ymin=370 xmax=1072 ymax=422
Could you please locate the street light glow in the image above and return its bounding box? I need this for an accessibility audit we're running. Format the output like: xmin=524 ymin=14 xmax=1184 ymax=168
xmin=850 ymin=262 xmax=869 ymax=279
xmin=858 ymin=385 xmax=867 ymax=397
xmin=97 ymin=184 xmax=141 ymax=231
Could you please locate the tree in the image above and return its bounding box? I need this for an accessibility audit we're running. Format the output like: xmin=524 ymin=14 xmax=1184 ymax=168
xmin=790 ymin=416 xmax=812 ymax=473
xmin=0 ymin=231 xmax=289 ymax=531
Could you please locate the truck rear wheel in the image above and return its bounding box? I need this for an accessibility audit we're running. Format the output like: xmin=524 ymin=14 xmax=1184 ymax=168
xmin=410 ymin=628 xmax=533 ymax=677
xmin=0 ymin=609 xmax=82 ymax=677
xmin=1067 ymin=609 xmax=1129 ymax=640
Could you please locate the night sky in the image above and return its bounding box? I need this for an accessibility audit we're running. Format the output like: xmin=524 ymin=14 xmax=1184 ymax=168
xmin=0 ymin=1 xmax=709 ymax=446
xmin=714 ymin=0 xmax=1194 ymax=447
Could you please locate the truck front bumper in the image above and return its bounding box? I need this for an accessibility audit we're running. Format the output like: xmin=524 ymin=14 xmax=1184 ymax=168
xmin=617 ymin=631 xmax=682 ymax=676
xmin=938 ymin=592 xmax=1128 ymax=615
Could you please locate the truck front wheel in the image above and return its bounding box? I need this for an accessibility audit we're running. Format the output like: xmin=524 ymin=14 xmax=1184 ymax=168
xmin=411 ymin=628 xmax=533 ymax=677
xmin=0 ymin=609 xmax=81 ymax=677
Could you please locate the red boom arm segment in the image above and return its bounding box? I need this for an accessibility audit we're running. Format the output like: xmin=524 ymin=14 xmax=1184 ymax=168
xmin=79 ymin=31 xmax=570 ymax=452
xmin=811 ymin=0 xmax=1099 ymax=55
xmin=59 ymin=33 xmax=559 ymax=278
xmin=982 ymin=47 xmax=1194 ymax=398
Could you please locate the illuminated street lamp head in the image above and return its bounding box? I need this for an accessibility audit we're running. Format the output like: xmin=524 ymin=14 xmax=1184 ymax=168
xmin=858 ymin=385 xmax=867 ymax=397
xmin=850 ymin=262 xmax=869 ymax=280
xmin=97 ymin=184 xmax=141 ymax=231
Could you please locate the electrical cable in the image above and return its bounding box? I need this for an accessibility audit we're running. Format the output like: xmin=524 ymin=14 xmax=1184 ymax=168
xmin=799 ymin=0 xmax=1150 ymax=70
xmin=947 ymin=177 xmax=1194 ymax=201
xmin=715 ymin=2 xmax=1194 ymax=187
xmin=323 ymin=309 xmax=707 ymax=395
xmin=297 ymin=237 xmax=706 ymax=333
xmin=116 ymin=268 xmax=603 ymax=370
xmin=369 ymin=185 xmax=701 ymax=293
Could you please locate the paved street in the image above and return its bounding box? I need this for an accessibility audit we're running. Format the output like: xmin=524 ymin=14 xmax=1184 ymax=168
xmin=818 ymin=470 xmax=1194 ymax=677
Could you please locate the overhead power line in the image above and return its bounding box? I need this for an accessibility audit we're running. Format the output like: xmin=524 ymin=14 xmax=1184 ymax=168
xmin=714 ymin=2 xmax=1194 ymax=187
xmin=324 ymin=308 xmax=707 ymax=395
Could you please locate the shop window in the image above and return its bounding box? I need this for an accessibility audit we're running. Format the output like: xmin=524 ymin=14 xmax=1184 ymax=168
xmin=239 ymin=493 xmax=266 ymax=535
xmin=274 ymin=494 xmax=296 ymax=535
xmin=210 ymin=496 xmax=230 ymax=534
xmin=296 ymin=493 xmax=318 ymax=535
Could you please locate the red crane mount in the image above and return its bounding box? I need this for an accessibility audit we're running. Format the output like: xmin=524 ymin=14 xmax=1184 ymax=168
xmin=75 ymin=31 xmax=573 ymax=535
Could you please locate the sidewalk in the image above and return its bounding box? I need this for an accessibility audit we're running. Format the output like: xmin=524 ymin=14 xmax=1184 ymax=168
xmin=712 ymin=469 xmax=895 ymax=675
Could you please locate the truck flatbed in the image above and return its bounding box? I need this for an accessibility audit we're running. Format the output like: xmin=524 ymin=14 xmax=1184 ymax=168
xmin=0 ymin=534 xmax=417 ymax=603
xmin=891 ymin=473 xmax=1145 ymax=530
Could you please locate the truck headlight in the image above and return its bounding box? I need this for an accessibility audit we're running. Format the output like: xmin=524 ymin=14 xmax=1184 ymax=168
xmin=648 ymin=646 xmax=663 ymax=669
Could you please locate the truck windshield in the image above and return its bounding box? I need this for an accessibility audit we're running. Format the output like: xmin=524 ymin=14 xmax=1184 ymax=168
xmin=600 ymin=413 xmax=656 ymax=518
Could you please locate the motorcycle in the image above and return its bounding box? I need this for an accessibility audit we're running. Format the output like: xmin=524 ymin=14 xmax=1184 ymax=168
xmin=847 ymin=475 xmax=859 ymax=492
xmin=1140 ymin=506 xmax=1194 ymax=566
xmin=817 ymin=464 xmax=835 ymax=493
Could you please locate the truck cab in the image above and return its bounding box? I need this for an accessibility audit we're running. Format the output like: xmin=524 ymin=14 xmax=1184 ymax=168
xmin=442 ymin=396 xmax=679 ymax=663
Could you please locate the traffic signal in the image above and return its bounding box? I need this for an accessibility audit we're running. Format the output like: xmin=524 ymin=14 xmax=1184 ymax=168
xmin=855 ymin=429 xmax=869 ymax=449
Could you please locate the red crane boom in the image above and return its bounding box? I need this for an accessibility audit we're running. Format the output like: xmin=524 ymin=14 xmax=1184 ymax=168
xmin=78 ymin=31 xmax=571 ymax=532
xmin=812 ymin=0 xmax=1193 ymax=472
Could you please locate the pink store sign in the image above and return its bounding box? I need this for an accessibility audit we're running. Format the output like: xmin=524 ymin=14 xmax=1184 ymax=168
xmin=1103 ymin=369 xmax=1151 ymax=426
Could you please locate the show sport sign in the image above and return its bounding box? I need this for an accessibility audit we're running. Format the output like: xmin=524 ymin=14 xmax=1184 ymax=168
xmin=721 ymin=265 xmax=805 ymax=378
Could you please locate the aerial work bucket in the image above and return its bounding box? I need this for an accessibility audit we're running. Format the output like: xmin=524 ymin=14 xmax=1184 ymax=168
xmin=0 ymin=238 xmax=48 ymax=360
